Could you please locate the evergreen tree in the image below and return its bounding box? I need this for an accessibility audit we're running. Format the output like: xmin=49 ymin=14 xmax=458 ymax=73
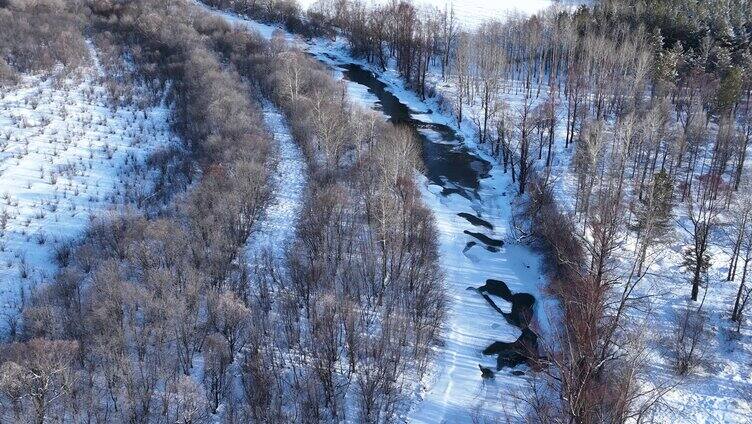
xmin=716 ymin=66 xmax=743 ymax=114
xmin=633 ymin=170 xmax=674 ymax=273
xmin=683 ymin=245 xmax=712 ymax=287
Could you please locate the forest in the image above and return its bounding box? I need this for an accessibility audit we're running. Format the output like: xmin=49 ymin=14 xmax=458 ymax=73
xmin=1 ymin=0 xmax=752 ymax=422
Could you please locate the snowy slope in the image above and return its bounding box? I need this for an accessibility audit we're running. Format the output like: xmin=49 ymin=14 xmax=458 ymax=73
xmin=0 ymin=48 xmax=177 ymax=312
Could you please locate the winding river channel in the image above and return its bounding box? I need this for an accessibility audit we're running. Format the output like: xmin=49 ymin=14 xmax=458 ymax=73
xmin=312 ymin=52 xmax=547 ymax=422
xmin=337 ymin=63 xmax=490 ymax=200
xmin=328 ymin=59 xmax=539 ymax=365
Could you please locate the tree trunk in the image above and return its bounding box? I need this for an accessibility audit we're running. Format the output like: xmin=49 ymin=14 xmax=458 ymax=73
xmin=691 ymin=255 xmax=702 ymax=301
xmin=732 ymin=258 xmax=750 ymax=321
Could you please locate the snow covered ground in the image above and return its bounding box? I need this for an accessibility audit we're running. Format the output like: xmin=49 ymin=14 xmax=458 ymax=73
xmin=535 ymin=101 xmax=752 ymax=422
xmin=243 ymin=100 xmax=307 ymax=263
xmin=634 ymin=218 xmax=752 ymax=423
xmin=0 ymin=48 xmax=177 ymax=312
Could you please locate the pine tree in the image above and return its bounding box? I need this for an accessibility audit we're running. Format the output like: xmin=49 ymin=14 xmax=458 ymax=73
xmin=717 ymin=66 xmax=743 ymax=115
xmin=683 ymin=245 xmax=712 ymax=287
xmin=632 ymin=170 xmax=674 ymax=273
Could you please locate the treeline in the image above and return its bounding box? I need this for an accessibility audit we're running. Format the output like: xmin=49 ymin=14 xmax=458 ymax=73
xmin=596 ymin=0 xmax=752 ymax=57
xmin=0 ymin=0 xmax=88 ymax=81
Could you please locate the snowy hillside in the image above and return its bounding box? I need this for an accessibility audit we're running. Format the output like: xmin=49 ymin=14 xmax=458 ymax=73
xmin=0 ymin=54 xmax=176 ymax=313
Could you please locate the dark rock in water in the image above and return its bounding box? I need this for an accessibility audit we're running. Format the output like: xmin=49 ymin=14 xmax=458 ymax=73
xmin=464 ymin=230 xmax=504 ymax=248
xmin=478 ymin=279 xmax=513 ymax=301
xmin=463 ymin=241 xmax=477 ymax=253
xmin=479 ymin=364 xmax=495 ymax=379
xmin=483 ymin=328 xmax=540 ymax=370
xmin=483 ymin=340 xmax=516 ymax=356
xmin=477 ymin=280 xmax=537 ymax=328
xmin=457 ymin=212 xmax=494 ymax=230
xmin=504 ymin=293 xmax=536 ymax=328
xmin=473 ymin=278 xmax=540 ymax=374
xmin=485 ymin=245 xmax=500 ymax=253
xmin=514 ymin=293 xmax=536 ymax=308
xmin=511 ymin=370 xmax=525 ymax=376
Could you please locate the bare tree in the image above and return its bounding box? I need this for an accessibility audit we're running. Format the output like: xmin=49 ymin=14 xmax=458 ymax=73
xmin=730 ymin=181 xmax=752 ymax=328
xmin=0 ymin=339 xmax=79 ymax=424
xmin=473 ymin=21 xmax=506 ymax=143
xmin=681 ymin=178 xmax=721 ymax=301
xmin=207 ymin=290 xmax=251 ymax=355
xmin=453 ymin=32 xmax=471 ymax=126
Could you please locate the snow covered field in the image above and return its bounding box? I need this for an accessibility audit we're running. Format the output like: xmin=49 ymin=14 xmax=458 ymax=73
xmin=0 ymin=51 xmax=176 ymax=312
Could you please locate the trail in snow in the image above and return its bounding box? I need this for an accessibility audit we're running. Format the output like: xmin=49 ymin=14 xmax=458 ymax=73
xmin=244 ymin=100 xmax=306 ymax=263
